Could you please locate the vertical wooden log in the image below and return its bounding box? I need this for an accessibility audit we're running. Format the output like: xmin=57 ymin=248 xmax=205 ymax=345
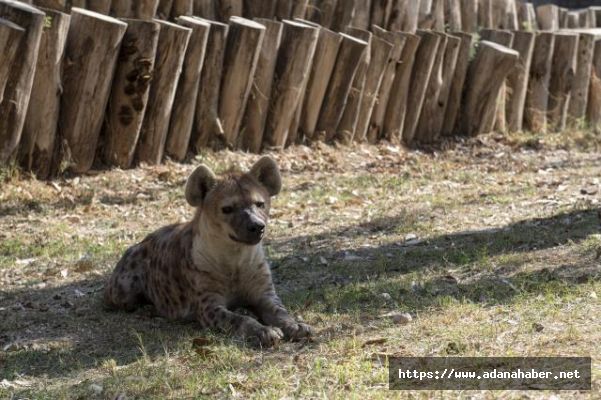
xmin=132 ymin=0 xmax=160 ymax=19
xmin=578 ymin=9 xmax=593 ymax=28
xmin=460 ymin=41 xmax=519 ymax=137
xmin=262 ymin=20 xmax=318 ymax=149
xmin=478 ymin=0 xmax=493 ymax=29
xmin=315 ymin=33 xmax=367 ymax=142
xmin=291 ymin=0 xmax=308 ymax=19
xmin=517 ymin=1 xmax=537 ymax=31
xmin=336 ymin=28 xmax=371 ymax=144
xmin=215 ymin=0 xmax=244 ymax=22
xmin=524 ymin=32 xmax=555 ymax=133
xmin=306 ymin=0 xmax=337 ymax=28
xmin=164 ymin=17 xmax=209 ymax=161
xmin=388 ymin=0 xmax=419 ymax=33
xmin=480 ymin=29 xmax=514 ymax=133
xmin=587 ymin=40 xmax=601 ymax=130
xmin=240 ymin=19 xmax=282 ymax=153
xmin=0 ymin=1 xmax=44 ymax=166
xmin=87 ymin=0 xmax=111 ymax=14
xmin=219 ymin=17 xmax=265 ymax=147
xmin=136 ymin=20 xmax=191 ymax=165
xmin=0 ymin=18 xmax=23 ymax=104
xmin=402 ymin=30 xmax=440 ymax=144
xmin=589 ymin=9 xmax=598 ymax=30
xmin=419 ymin=0 xmax=432 ymax=29
xmin=156 ymin=0 xmax=173 ymax=19
xmin=57 ymin=9 xmax=127 ymax=173
xmin=430 ymin=0 xmax=445 ymax=31
xmin=355 ymin=33 xmax=395 ymax=143
xmin=442 ymin=32 xmax=473 ymax=136
xmin=419 ymin=34 xmax=460 ymax=143
xmin=536 ymin=4 xmax=558 ymax=31
xmin=274 ymin=0 xmax=293 ymax=20
xmin=330 ymin=0 xmax=354 ymax=32
xmin=243 ymin=0 xmax=276 ymax=19
xmin=370 ymin=0 xmax=392 ymax=29
xmin=568 ymin=33 xmax=595 ymax=122
xmin=444 ymin=0 xmax=462 ymax=31
xmin=566 ymin=12 xmax=579 ymax=29
xmin=415 ymin=32 xmax=451 ymax=143
xmin=381 ymin=33 xmax=420 ymax=143
xmin=491 ymin=0 xmax=517 ymax=30
xmin=367 ymin=27 xmax=405 ymax=144
xmin=110 ymin=0 xmax=131 ymax=17
xmin=285 ymin=18 xmax=321 ymax=146
xmin=285 ymin=18 xmax=318 ymax=146
xmin=351 ymin=0 xmax=371 ymax=30
xmin=298 ymin=24 xmax=341 ymax=141
xmin=506 ymin=30 xmax=534 ymax=133
xmin=192 ymin=20 xmax=228 ymax=151
xmin=194 ymin=0 xmax=216 ymax=19
xmin=557 ymin=7 xmax=569 ymax=28
xmin=460 ymin=0 xmax=477 ymax=32
xmin=102 ymin=19 xmax=159 ymax=169
xmin=591 ymin=7 xmax=601 ymax=28
xmin=506 ymin=0 xmax=519 ymax=30
xmin=547 ymin=33 xmax=578 ymax=132
xmin=32 ymin=0 xmax=68 ymax=12
xmin=18 ymin=9 xmax=67 ymax=179
xmin=171 ymin=0 xmax=193 ymax=18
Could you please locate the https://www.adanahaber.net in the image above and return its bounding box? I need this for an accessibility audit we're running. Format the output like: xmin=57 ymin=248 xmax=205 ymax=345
xmin=389 ymin=357 xmax=592 ymax=390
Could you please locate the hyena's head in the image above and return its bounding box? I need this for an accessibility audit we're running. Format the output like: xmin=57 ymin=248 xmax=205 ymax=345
xmin=185 ymin=156 xmax=281 ymax=246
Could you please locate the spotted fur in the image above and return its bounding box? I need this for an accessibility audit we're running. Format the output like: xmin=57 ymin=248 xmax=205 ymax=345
xmin=104 ymin=157 xmax=312 ymax=347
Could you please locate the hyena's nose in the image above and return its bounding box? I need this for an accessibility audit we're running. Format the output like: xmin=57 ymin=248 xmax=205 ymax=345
xmin=248 ymin=221 xmax=266 ymax=235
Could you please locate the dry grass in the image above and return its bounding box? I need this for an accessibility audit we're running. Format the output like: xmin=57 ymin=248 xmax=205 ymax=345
xmin=1 ymin=130 xmax=600 ymax=399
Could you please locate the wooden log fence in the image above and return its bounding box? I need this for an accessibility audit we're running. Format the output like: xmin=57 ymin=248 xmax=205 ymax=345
xmin=2 ymin=1 xmax=601 ymax=178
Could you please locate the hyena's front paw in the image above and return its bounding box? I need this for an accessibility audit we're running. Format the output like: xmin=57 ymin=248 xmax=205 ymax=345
xmin=241 ymin=320 xmax=283 ymax=348
xmin=282 ymin=322 xmax=313 ymax=341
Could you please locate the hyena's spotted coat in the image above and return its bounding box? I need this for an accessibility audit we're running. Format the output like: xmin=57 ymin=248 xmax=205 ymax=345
xmin=104 ymin=157 xmax=312 ymax=347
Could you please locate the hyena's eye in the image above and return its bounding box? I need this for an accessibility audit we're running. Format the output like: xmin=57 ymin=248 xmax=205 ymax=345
xmin=222 ymin=206 xmax=234 ymax=214
xmin=255 ymin=202 xmax=265 ymax=209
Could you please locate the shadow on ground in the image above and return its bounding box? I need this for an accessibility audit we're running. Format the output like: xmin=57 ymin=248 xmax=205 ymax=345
xmin=0 ymin=207 xmax=599 ymax=381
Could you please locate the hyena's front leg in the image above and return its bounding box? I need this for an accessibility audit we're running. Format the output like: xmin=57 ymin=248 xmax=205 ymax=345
xmin=197 ymin=293 xmax=283 ymax=347
xmin=254 ymin=288 xmax=313 ymax=342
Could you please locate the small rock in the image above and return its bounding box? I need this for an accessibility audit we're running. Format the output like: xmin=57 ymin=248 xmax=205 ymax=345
xmin=343 ymin=252 xmax=362 ymax=261
xmin=89 ymin=384 xmax=103 ymax=395
xmin=392 ymin=313 xmax=412 ymax=325
xmin=379 ymin=293 xmax=392 ymax=301
xmin=580 ymin=187 xmax=598 ymax=196
xmin=381 ymin=312 xmax=412 ymax=325
xmin=589 ymin=291 xmax=598 ymax=300
xmin=319 ymin=256 xmax=328 ymax=266
xmin=404 ymin=233 xmax=418 ymax=241
xmin=533 ymin=322 xmax=545 ymax=332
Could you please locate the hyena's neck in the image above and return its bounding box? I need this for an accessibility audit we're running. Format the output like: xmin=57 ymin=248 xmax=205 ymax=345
xmin=191 ymin=218 xmax=265 ymax=271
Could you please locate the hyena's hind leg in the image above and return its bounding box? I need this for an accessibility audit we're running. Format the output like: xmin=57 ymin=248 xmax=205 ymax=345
xmin=104 ymin=248 xmax=148 ymax=311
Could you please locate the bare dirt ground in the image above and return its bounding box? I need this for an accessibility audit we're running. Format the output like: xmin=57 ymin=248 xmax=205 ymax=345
xmin=0 ymin=130 xmax=600 ymax=399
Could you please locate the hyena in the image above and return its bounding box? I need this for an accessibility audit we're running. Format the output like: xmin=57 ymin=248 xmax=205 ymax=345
xmin=104 ymin=156 xmax=312 ymax=347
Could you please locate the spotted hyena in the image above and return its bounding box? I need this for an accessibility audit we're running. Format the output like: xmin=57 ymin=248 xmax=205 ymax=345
xmin=104 ymin=156 xmax=312 ymax=347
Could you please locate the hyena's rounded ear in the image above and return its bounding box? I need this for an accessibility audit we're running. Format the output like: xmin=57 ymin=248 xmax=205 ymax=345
xmin=249 ymin=156 xmax=281 ymax=196
xmin=185 ymin=165 xmax=217 ymax=207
